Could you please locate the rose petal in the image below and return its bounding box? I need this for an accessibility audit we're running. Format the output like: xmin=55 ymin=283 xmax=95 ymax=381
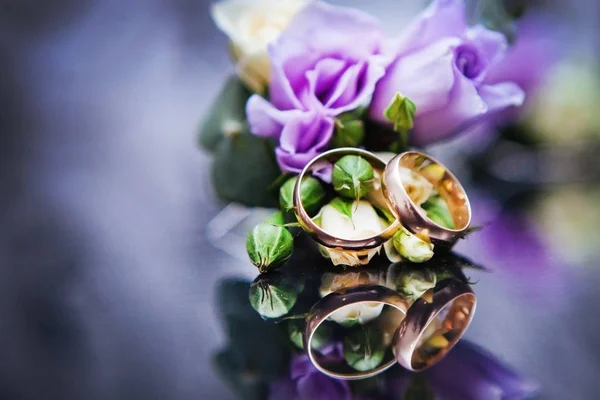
xmin=324 ymin=61 xmax=365 ymax=109
xmin=306 ymin=58 xmax=348 ymax=110
xmin=412 ymin=63 xmax=488 ymax=145
xmin=246 ymin=95 xmax=303 ymax=138
xmin=465 ymin=25 xmax=508 ymax=74
xmin=269 ymin=41 xmax=309 ymax=111
xmin=280 ymin=2 xmax=384 ymax=59
xmin=274 ymin=113 xmax=334 ymax=174
xmin=478 ymin=82 xmax=525 ymax=113
xmin=396 ymin=0 xmax=468 ymax=55
xmin=371 ymin=38 xmax=458 ymax=121
xmin=278 ymin=112 xmax=333 ymax=153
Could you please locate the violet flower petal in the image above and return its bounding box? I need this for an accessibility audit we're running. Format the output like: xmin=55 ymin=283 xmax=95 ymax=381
xmin=396 ymin=0 xmax=468 ymax=55
xmin=370 ymin=38 xmax=457 ymax=121
xmin=246 ymin=95 xmax=303 ymax=138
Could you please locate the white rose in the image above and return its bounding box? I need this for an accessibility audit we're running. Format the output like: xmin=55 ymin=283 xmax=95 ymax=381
xmin=318 ymin=200 xmax=399 ymax=266
xmin=211 ymin=0 xmax=311 ymax=93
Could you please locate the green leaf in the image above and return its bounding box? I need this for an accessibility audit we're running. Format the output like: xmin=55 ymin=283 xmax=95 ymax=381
xmin=212 ymin=131 xmax=280 ymax=208
xmin=421 ymin=194 xmax=455 ymax=229
xmin=331 ymin=113 xmax=365 ymax=148
xmin=328 ymin=197 xmax=355 ymax=220
xmin=198 ymin=76 xmax=252 ymax=152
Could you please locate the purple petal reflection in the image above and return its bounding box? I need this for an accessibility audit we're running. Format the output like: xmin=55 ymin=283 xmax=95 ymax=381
xmin=270 ymin=344 xmax=351 ymax=400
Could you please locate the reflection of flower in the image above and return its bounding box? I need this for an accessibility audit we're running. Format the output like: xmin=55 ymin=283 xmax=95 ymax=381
xmin=370 ymin=0 xmax=524 ymax=145
xmin=247 ymin=2 xmax=390 ymax=174
xmin=319 ymin=270 xmax=386 ymax=326
xmin=211 ymin=0 xmax=312 ymax=93
xmin=397 ymin=166 xmax=433 ymax=206
xmin=387 ymin=341 xmax=539 ymax=399
xmin=269 ymin=344 xmax=351 ymax=400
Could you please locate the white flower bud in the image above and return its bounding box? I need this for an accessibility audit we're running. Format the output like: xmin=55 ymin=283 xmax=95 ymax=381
xmin=392 ymin=226 xmax=434 ymax=263
xmin=317 ymin=199 xmax=383 ymax=266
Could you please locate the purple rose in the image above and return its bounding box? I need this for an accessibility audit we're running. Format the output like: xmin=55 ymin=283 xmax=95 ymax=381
xmin=246 ymin=2 xmax=390 ymax=174
xmin=269 ymin=344 xmax=351 ymax=400
xmin=370 ymin=0 xmax=525 ymax=146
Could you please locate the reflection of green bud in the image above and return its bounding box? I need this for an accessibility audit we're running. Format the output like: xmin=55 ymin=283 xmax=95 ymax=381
xmin=421 ymin=194 xmax=455 ymax=229
xmin=279 ymin=176 xmax=326 ymax=215
xmin=399 ymin=269 xmax=437 ymax=301
xmin=249 ymin=273 xmax=297 ymax=319
xmin=287 ymin=320 xmax=332 ymax=350
xmin=343 ymin=325 xmax=386 ymax=372
xmin=393 ymin=226 xmax=434 ymax=263
xmin=331 ymin=113 xmax=365 ymax=148
xmin=246 ymin=223 xmax=293 ymax=272
xmin=332 ymin=155 xmax=374 ymax=200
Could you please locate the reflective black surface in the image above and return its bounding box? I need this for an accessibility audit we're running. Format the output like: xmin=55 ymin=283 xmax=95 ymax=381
xmin=1 ymin=1 xmax=599 ymax=399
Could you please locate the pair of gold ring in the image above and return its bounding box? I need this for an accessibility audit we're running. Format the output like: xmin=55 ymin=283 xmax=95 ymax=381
xmin=304 ymin=278 xmax=476 ymax=380
xmin=293 ymin=148 xmax=472 ymax=249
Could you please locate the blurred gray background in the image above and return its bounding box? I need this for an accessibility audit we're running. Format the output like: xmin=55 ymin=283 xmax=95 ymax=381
xmin=0 ymin=0 xmax=599 ymax=399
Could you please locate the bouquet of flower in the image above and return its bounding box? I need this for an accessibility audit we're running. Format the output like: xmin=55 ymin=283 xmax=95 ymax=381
xmin=201 ymin=0 xmax=552 ymax=271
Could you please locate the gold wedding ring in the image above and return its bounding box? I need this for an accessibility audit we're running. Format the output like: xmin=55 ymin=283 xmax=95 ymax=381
xmin=394 ymin=279 xmax=476 ymax=371
xmin=382 ymin=151 xmax=472 ymax=247
xmin=303 ymin=269 xmax=476 ymax=379
xmin=303 ymin=285 xmax=409 ymax=380
xmin=293 ymin=148 xmax=401 ymax=250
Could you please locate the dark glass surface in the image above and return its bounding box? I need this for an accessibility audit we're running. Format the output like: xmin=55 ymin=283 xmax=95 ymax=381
xmin=0 ymin=1 xmax=599 ymax=399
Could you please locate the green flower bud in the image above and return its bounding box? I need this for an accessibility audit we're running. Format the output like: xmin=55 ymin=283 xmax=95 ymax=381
xmin=279 ymin=176 xmax=326 ymax=215
xmin=246 ymin=223 xmax=293 ymax=272
xmin=384 ymin=92 xmax=416 ymax=150
xmin=384 ymin=92 xmax=416 ymax=133
xmin=343 ymin=325 xmax=386 ymax=372
xmin=331 ymin=113 xmax=365 ymax=148
xmin=287 ymin=320 xmax=332 ymax=350
xmin=421 ymin=194 xmax=455 ymax=229
xmin=332 ymin=155 xmax=374 ymax=200
xmin=249 ymin=273 xmax=297 ymax=319
xmin=392 ymin=226 xmax=434 ymax=263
